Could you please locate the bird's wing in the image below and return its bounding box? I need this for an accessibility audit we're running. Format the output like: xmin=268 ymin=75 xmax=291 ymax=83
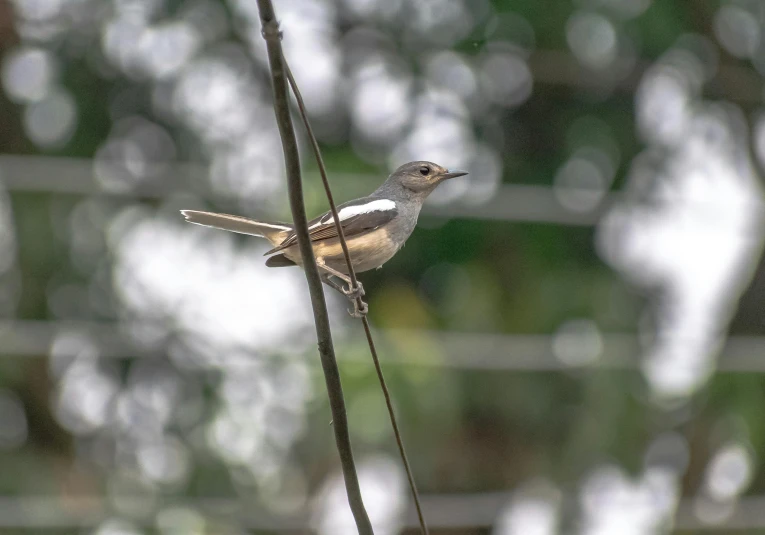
xmin=264 ymin=198 xmax=398 ymax=255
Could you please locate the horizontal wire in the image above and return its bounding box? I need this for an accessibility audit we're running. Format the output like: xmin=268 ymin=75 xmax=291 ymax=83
xmin=0 ymin=491 xmax=761 ymax=531
xmin=2 ymin=319 xmax=764 ymax=373
xmin=0 ymin=154 xmax=606 ymax=225
xmin=4 ymin=155 xmax=764 ymax=226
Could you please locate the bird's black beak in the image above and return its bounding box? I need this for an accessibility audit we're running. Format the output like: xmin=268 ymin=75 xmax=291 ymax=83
xmin=442 ymin=169 xmax=468 ymax=180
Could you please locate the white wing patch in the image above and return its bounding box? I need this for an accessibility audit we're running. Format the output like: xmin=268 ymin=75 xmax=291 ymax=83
xmin=334 ymin=199 xmax=397 ymax=221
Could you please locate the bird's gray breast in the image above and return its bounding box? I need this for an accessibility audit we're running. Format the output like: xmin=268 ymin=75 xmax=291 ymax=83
xmin=385 ymin=200 xmax=420 ymax=243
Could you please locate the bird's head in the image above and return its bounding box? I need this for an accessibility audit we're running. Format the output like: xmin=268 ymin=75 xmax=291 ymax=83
xmin=388 ymin=161 xmax=468 ymax=195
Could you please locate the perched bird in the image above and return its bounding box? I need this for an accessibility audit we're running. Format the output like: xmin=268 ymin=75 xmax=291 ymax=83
xmin=181 ymin=161 xmax=467 ymax=316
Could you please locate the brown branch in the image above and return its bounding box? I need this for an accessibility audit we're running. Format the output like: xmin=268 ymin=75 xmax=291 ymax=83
xmin=254 ymin=1 xmax=373 ymax=533
xmin=284 ymin=61 xmax=430 ymax=534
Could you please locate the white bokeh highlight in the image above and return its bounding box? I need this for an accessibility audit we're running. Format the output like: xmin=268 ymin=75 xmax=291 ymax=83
xmin=579 ymin=464 xmax=680 ymax=535
xmin=704 ymin=442 xmax=754 ymax=502
xmin=1 ymin=46 xmax=56 ymax=103
xmin=313 ymin=455 xmax=406 ymax=535
xmin=597 ymin=48 xmax=765 ymax=399
xmin=110 ymin=209 xmax=314 ymax=359
xmin=493 ymin=480 xmax=561 ymax=535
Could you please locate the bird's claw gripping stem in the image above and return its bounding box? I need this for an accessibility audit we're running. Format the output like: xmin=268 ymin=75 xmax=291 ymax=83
xmin=342 ymin=282 xmax=367 ymax=317
xmin=342 ymin=281 xmax=365 ymax=299
xmin=347 ymin=299 xmax=369 ymax=318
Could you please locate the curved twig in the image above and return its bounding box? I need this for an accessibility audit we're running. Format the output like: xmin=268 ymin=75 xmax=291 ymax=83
xmin=255 ymin=2 xmax=373 ymax=533
xmin=284 ymin=56 xmax=429 ymax=535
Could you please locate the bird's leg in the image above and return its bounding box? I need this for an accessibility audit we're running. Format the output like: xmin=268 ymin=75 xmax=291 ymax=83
xmin=316 ymin=261 xmax=368 ymax=317
xmin=319 ymin=273 xmax=346 ymax=294
xmin=317 ymin=263 xmax=365 ymax=299
xmin=320 ymin=273 xmax=368 ymax=318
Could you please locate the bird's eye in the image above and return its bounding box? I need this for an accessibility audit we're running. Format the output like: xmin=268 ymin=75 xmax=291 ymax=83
xmin=419 ymin=166 xmax=430 ymax=176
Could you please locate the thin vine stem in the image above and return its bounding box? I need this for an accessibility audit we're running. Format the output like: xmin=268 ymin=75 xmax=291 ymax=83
xmin=284 ymin=57 xmax=429 ymax=535
xmin=255 ymin=2 xmax=373 ymax=533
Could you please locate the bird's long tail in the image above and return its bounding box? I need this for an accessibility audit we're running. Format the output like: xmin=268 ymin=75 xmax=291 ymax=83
xmin=181 ymin=210 xmax=292 ymax=246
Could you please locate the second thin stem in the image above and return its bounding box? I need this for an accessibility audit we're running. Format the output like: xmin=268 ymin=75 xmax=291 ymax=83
xmin=283 ymin=58 xmax=429 ymax=535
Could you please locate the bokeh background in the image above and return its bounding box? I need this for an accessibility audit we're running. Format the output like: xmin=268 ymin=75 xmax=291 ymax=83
xmin=1 ymin=0 xmax=765 ymax=533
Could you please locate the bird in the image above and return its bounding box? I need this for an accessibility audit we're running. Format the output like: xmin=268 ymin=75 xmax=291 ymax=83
xmin=181 ymin=161 xmax=468 ymax=316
